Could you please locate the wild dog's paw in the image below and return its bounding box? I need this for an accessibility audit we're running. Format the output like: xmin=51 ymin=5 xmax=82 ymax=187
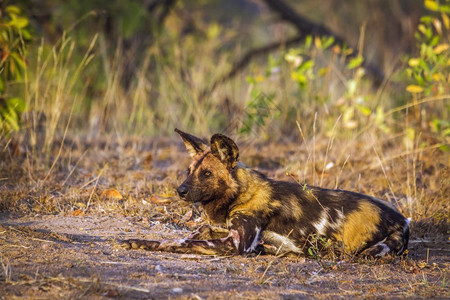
xmin=119 ymin=241 xmax=132 ymax=249
xmin=120 ymin=239 xmax=161 ymax=250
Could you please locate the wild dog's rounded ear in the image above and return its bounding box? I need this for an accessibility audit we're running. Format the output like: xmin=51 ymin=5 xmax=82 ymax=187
xmin=210 ymin=134 xmax=239 ymax=169
xmin=175 ymin=128 xmax=208 ymax=157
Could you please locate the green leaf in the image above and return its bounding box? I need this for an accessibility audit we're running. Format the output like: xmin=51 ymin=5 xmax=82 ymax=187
xmin=415 ymin=32 xmax=421 ymax=41
xmin=7 ymin=97 xmax=26 ymax=113
xmin=305 ymin=35 xmax=313 ymax=49
xmin=322 ymin=36 xmax=335 ymax=50
xmin=430 ymin=35 xmax=440 ymax=47
xmin=434 ymin=43 xmax=449 ymax=54
xmin=414 ymin=74 xmax=425 ymax=85
xmin=406 ymin=85 xmax=424 ymax=93
xmin=9 ymin=16 xmax=29 ymax=29
xmin=21 ymin=29 xmax=31 ymax=40
xmin=2 ymin=108 xmax=20 ymax=131
xmin=246 ymin=76 xmax=257 ymax=84
xmin=347 ymin=79 xmax=357 ymax=95
xmin=347 ymin=56 xmax=364 ymax=69
xmin=318 ymin=67 xmax=329 ymax=76
xmin=418 ymin=24 xmax=428 ymax=34
xmin=207 ymin=23 xmax=221 ymax=40
xmin=420 ymin=16 xmax=433 ymax=24
xmin=299 ymin=60 xmax=314 ymax=72
xmin=5 ymin=5 xmax=21 ymax=15
xmin=408 ymin=58 xmax=421 ymax=67
xmin=10 ymin=52 xmax=26 ymax=70
xmin=438 ymin=144 xmax=449 ymax=151
xmin=357 ymin=105 xmax=371 ymax=116
xmin=291 ymin=71 xmax=307 ymax=84
xmin=424 ymin=0 xmax=439 ymax=11
xmin=442 ymin=128 xmax=450 ymax=137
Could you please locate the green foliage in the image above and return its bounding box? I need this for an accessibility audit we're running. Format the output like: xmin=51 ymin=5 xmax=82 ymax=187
xmin=283 ymin=36 xmax=337 ymax=90
xmin=306 ymin=234 xmax=336 ymax=259
xmin=347 ymin=56 xmax=364 ymax=69
xmin=56 ymin=0 xmax=150 ymax=40
xmin=238 ymin=90 xmax=278 ymax=136
xmin=0 ymin=5 xmax=32 ymax=134
xmin=279 ymin=34 xmax=380 ymax=133
xmin=404 ymin=0 xmax=450 ymax=148
xmin=406 ymin=0 xmax=449 ymax=96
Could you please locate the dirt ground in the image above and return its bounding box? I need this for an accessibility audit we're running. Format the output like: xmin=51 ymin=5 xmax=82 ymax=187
xmin=0 ymin=212 xmax=448 ymax=299
xmin=0 ymin=213 xmax=448 ymax=299
xmin=0 ymin=136 xmax=449 ymax=299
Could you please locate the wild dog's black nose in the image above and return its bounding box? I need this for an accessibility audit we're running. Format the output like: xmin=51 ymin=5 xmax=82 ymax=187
xmin=177 ymin=185 xmax=188 ymax=198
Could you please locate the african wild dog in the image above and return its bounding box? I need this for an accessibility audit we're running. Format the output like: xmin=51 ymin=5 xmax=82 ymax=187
xmin=123 ymin=129 xmax=409 ymax=257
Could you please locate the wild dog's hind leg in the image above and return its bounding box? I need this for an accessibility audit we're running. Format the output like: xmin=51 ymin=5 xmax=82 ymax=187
xmin=360 ymin=222 xmax=410 ymax=257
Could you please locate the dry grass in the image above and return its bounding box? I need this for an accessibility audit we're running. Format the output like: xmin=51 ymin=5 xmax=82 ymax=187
xmin=0 ymin=14 xmax=449 ymax=297
xmin=1 ymin=125 xmax=448 ymax=234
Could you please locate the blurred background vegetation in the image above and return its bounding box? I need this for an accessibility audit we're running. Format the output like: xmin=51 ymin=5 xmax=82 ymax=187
xmin=0 ymin=0 xmax=448 ymax=146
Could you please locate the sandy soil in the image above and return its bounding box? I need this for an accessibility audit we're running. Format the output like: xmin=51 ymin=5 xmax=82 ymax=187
xmin=0 ymin=212 xmax=448 ymax=299
xmin=0 ymin=136 xmax=448 ymax=299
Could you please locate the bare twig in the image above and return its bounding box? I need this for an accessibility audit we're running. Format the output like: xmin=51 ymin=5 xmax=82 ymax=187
xmin=262 ymin=0 xmax=384 ymax=85
xmin=199 ymin=35 xmax=303 ymax=101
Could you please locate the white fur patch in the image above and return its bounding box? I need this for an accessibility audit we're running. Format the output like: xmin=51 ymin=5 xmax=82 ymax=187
xmin=245 ymin=227 xmax=261 ymax=253
xmin=313 ymin=209 xmax=329 ymax=235
xmin=229 ymin=229 xmax=240 ymax=250
xmin=262 ymin=231 xmax=301 ymax=254
xmin=375 ymin=243 xmax=390 ymax=257
xmin=298 ymin=228 xmax=306 ymax=237
xmin=328 ymin=209 xmax=344 ymax=230
xmin=404 ymin=217 xmax=411 ymax=234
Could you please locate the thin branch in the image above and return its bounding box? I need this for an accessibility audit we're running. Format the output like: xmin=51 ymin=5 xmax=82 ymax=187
xmin=262 ymin=0 xmax=384 ymax=85
xmin=200 ymin=0 xmax=385 ymax=101
xmin=199 ymin=35 xmax=304 ymax=101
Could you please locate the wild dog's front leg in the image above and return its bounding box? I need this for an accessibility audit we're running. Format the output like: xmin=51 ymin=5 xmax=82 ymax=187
xmin=121 ymin=236 xmax=237 ymax=255
xmin=187 ymin=225 xmax=229 ymax=240
xmin=227 ymin=214 xmax=264 ymax=254
xmin=121 ymin=215 xmax=263 ymax=255
xmin=122 ymin=239 xmax=162 ymax=251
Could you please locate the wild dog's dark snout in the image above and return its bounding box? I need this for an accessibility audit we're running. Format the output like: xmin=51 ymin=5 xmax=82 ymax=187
xmin=177 ymin=184 xmax=188 ymax=198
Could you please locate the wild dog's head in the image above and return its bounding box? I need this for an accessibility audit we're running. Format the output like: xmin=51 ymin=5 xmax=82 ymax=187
xmin=175 ymin=128 xmax=239 ymax=204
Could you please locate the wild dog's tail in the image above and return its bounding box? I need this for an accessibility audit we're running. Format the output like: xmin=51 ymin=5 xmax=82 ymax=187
xmin=396 ymin=217 xmax=411 ymax=255
xmin=360 ymin=217 xmax=411 ymax=257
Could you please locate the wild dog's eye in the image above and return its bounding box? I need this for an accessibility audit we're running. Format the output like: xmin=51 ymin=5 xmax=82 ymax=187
xmin=202 ymin=170 xmax=212 ymax=177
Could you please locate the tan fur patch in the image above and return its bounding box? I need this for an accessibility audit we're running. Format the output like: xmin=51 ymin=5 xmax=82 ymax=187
xmin=333 ymin=201 xmax=381 ymax=253
xmin=286 ymin=195 xmax=303 ymax=219
xmin=228 ymin=168 xmax=273 ymax=220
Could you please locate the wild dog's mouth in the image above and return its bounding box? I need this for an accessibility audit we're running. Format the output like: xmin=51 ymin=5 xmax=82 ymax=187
xmin=176 ymin=185 xmax=188 ymax=199
xmin=176 ymin=186 xmax=215 ymax=204
xmin=176 ymin=186 xmax=203 ymax=203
